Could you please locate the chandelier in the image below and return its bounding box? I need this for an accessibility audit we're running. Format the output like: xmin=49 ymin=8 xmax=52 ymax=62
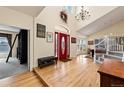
xmin=75 ymin=6 xmax=90 ymax=21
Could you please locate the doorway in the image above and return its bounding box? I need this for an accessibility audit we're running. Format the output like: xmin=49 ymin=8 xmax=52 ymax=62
xmin=55 ymin=32 xmax=70 ymax=60
xmin=17 ymin=29 xmax=28 ymax=64
xmin=0 ymin=25 xmax=29 ymax=79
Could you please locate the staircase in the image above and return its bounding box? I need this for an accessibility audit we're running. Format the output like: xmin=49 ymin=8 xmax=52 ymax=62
xmin=94 ymin=35 xmax=124 ymax=63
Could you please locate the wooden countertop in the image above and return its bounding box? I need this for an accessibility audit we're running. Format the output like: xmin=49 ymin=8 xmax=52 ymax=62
xmin=98 ymin=59 xmax=124 ymax=79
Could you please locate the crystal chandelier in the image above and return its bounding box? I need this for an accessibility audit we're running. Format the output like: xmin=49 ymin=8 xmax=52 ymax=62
xmin=75 ymin=6 xmax=90 ymax=21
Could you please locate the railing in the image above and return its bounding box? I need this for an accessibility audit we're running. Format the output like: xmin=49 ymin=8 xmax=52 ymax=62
xmin=94 ymin=35 xmax=124 ymax=63
xmin=108 ymin=36 xmax=124 ymax=51
xmin=94 ymin=37 xmax=107 ymax=63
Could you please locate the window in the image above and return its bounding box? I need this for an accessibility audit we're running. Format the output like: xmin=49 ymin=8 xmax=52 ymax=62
xmin=77 ymin=39 xmax=87 ymax=52
xmin=63 ymin=6 xmax=73 ymax=13
xmin=0 ymin=37 xmax=10 ymax=53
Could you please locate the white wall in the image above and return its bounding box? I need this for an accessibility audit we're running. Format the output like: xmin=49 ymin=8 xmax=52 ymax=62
xmin=34 ymin=6 xmax=81 ymax=67
xmin=0 ymin=6 xmax=117 ymax=70
xmin=0 ymin=6 xmax=82 ymax=69
xmin=0 ymin=7 xmax=34 ymax=71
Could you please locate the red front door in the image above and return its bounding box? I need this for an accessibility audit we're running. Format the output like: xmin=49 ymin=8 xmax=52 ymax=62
xmin=59 ymin=33 xmax=67 ymax=60
xmin=54 ymin=32 xmax=70 ymax=60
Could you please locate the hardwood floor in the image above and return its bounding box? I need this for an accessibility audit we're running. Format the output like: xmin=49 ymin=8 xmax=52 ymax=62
xmin=34 ymin=55 xmax=101 ymax=87
xmin=0 ymin=55 xmax=100 ymax=87
xmin=0 ymin=71 xmax=44 ymax=87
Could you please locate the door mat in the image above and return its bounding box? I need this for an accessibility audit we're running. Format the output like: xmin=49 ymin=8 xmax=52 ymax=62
xmin=60 ymin=59 xmax=72 ymax=62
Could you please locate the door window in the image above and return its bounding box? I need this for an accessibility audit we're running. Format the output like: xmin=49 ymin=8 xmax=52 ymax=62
xmin=62 ymin=36 xmax=65 ymax=54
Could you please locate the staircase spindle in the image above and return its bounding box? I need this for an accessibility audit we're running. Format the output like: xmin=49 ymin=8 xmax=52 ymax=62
xmin=119 ymin=36 xmax=121 ymax=51
xmin=114 ymin=36 xmax=116 ymax=51
xmin=110 ymin=36 xmax=111 ymax=51
xmin=123 ymin=35 xmax=124 ymax=51
xmin=115 ymin=36 xmax=117 ymax=51
xmin=117 ymin=35 xmax=119 ymax=51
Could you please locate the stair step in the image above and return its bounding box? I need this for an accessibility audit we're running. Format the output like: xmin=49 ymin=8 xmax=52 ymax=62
xmin=104 ymin=54 xmax=122 ymax=59
xmin=99 ymin=57 xmax=104 ymax=61
xmin=108 ymin=51 xmax=124 ymax=54
xmin=96 ymin=53 xmax=106 ymax=55
xmin=108 ymin=51 xmax=123 ymax=58
xmin=96 ymin=60 xmax=103 ymax=64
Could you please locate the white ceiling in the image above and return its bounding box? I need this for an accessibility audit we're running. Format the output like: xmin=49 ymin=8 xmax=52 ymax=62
xmin=0 ymin=24 xmax=20 ymax=33
xmin=5 ymin=6 xmax=45 ymax=17
xmin=78 ymin=6 xmax=124 ymax=36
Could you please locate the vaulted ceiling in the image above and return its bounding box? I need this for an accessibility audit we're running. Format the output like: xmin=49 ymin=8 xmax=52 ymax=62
xmin=77 ymin=6 xmax=124 ymax=36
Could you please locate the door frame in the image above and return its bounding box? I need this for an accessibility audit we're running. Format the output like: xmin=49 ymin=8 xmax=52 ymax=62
xmin=54 ymin=32 xmax=59 ymax=59
xmin=54 ymin=32 xmax=70 ymax=60
xmin=20 ymin=29 xmax=30 ymax=70
xmin=18 ymin=29 xmax=30 ymax=71
xmin=67 ymin=34 xmax=70 ymax=58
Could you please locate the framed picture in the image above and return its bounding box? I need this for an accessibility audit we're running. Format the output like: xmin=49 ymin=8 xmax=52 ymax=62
xmin=47 ymin=32 xmax=53 ymax=43
xmin=71 ymin=37 xmax=76 ymax=43
xmin=37 ymin=23 xmax=46 ymax=38
xmin=88 ymin=41 xmax=94 ymax=45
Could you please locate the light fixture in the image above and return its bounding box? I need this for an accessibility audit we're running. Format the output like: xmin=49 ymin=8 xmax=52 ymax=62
xmin=75 ymin=6 xmax=90 ymax=21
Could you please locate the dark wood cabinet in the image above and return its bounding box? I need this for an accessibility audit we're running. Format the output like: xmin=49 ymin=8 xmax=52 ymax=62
xmin=98 ymin=59 xmax=124 ymax=87
xmin=17 ymin=29 xmax=28 ymax=64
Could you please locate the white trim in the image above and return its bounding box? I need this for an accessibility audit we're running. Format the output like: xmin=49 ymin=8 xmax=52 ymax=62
xmin=105 ymin=54 xmax=122 ymax=59
xmin=122 ymin=52 xmax=124 ymax=62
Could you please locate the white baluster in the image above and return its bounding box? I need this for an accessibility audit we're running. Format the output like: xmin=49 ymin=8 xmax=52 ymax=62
xmin=122 ymin=52 xmax=124 ymax=62
xmin=122 ymin=35 xmax=124 ymax=52
xmin=109 ymin=36 xmax=111 ymax=51
xmin=117 ymin=35 xmax=119 ymax=51
xmin=121 ymin=35 xmax=123 ymax=52
xmin=114 ymin=36 xmax=116 ymax=51
xmin=119 ymin=36 xmax=121 ymax=51
xmin=94 ymin=39 xmax=96 ymax=63
xmin=116 ymin=36 xmax=117 ymax=51
xmin=122 ymin=35 xmax=124 ymax=62
xmin=106 ymin=36 xmax=109 ymax=55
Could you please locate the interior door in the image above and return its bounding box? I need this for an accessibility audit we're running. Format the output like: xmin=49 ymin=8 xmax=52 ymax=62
xmin=18 ymin=29 xmax=28 ymax=64
xmin=59 ymin=33 xmax=68 ymax=60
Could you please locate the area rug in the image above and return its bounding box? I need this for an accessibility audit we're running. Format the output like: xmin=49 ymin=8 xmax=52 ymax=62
xmin=60 ymin=59 xmax=72 ymax=62
xmin=0 ymin=58 xmax=28 ymax=79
